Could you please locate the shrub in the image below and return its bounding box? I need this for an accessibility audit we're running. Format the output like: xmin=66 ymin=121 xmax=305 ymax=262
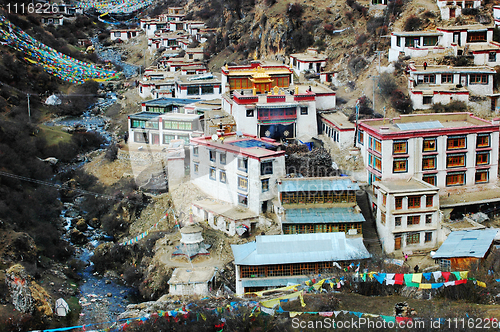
xmin=404 ymin=15 xmax=422 ymax=31
xmin=431 ymin=101 xmax=468 ymax=113
xmin=462 ymin=8 xmax=478 ymax=16
xmin=390 ymin=89 xmax=412 ymax=113
xmin=288 ymin=2 xmax=304 ymax=19
xmin=356 ymin=33 xmax=369 ymax=45
xmin=324 ymin=24 xmax=335 ymax=34
xmin=348 ymin=56 xmax=368 ymax=76
xmin=345 ymin=11 xmax=354 ymax=21
xmin=378 ymin=72 xmax=399 ymax=97
xmin=265 ymin=0 xmax=276 ymax=6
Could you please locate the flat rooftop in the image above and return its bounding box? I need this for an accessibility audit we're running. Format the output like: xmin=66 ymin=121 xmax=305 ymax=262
xmin=410 ymin=64 xmax=495 ymax=74
xmin=360 ymin=112 xmax=497 ymax=134
xmin=193 ymin=199 xmax=258 ymax=221
xmin=392 ymin=31 xmax=442 ymax=37
xmin=290 ymin=52 xmax=327 ymax=62
xmin=439 ymin=182 xmax=500 ymax=208
xmin=320 ymin=112 xmax=355 ymax=129
xmin=191 ymin=133 xmax=284 ymax=159
xmin=142 ymin=97 xmax=197 ymax=107
xmin=160 ymin=113 xmax=201 ymax=121
xmin=467 ymin=42 xmax=500 ymax=52
xmin=411 ymin=84 xmax=469 ymax=94
xmin=168 ymin=267 xmax=215 ymax=285
xmin=376 ymin=178 xmax=438 ymax=193
xmin=176 ymin=74 xmax=221 ymax=84
xmin=437 ymin=24 xmax=494 ymax=31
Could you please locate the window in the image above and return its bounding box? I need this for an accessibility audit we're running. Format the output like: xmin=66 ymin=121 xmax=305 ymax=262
xmin=425 ymin=232 xmax=432 ymax=243
xmin=261 ymin=161 xmax=273 ymax=175
xmin=426 ymin=195 xmax=433 ymax=207
xmin=374 ymin=139 xmax=382 ymax=153
xmin=220 ymin=153 xmax=226 ymax=165
xmin=393 ymin=141 xmax=407 ymax=154
xmin=209 ymin=167 xmax=216 ymax=180
xmin=441 ymin=74 xmax=453 ymax=83
xmin=262 ymin=179 xmax=269 ymax=192
xmin=201 ymin=86 xmax=214 ymax=95
xmin=381 ymin=212 xmax=386 ymax=225
xmin=193 ymin=162 xmax=199 ymax=174
xmin=395 ymin=197 xmax=403 ymax=210
xmin=238 ymin=158 xmax=248 ymax=172
xmin=469 ymin=74 xmax=488 ymax=84
xmin=209 ymin=150 xmax=216 ymax=162
xmin=475 ymin=170 xmax=489 ymax=183
xmin=114 ymin=32 xmax=121 ymax=37
xmin=476 ymin=152 xmax=489 ymax=165
xmin=426 ymin=214 xmax=432 ymax=224
xmin=187 ymin=86 xmax=199 ymax=95
xmin=393 ymin=159 xmax=407 ymax=173
xmin=163 ymin=134 xmax=175 ymax=144
xmin=477 ymin=134 xmax=490 ymax=148
xmin=395 ymin=217 xmax=401 ymax=226
xmin=408 ymin=196 xmax=421 ymax=209
xmin=439 ymin=259 xmax=451 ymax=271
xmin=396 ymin=36 xmax=401 ymax=47
xmin=446 ymin=172 xmax=465 ymax=186
xmin=382 ymin=193 xmax=387 ymax=206
xmin=358 ymin=130 xmax=364 ymax=145
xmin=408 ymin=215 xmax=420 ymax=225
xmin=246 ymin=109 xmax=254 ymax=117
xmin=422 ymin=156 xmax=436 ymax=170
xmin=193 ymin=146 xmax=199 ymax=156
xmin=423 ymin=96 xmax=433 ymax=105
xmin=422 ymin=174 xmax=436 ymax=186
xmin=407 ymin=233 xmax=420 ymax=245
xmin=447 ymin=154 xmax=465 ymax=168
xmin=220 ymin=170 xmax=226 ymax=183
xmin=238 ymin=176 xmax=248 ymax=191
xmin=423 ymin=138 xmax=437 ymax=152
xmin=134 ymin=132 xmax=148 ymax=143
xmin=447 ymin=136 xmax=466 ymax=150
xmin=300 ymin=107 xmax=308 ymax=115
xmin=423 ymin=74 xmax=435 ymax=84
xmin=238 ymin=194 xmax=248 ymax=206
xmin=489 ymin=52 xmax=497 ymax=62
xmin=423 ymin=36 xmax=438 ymax=46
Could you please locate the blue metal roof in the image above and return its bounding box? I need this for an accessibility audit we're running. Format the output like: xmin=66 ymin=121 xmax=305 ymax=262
xmin=129 ymin=112 xmax=161 ymax=120
xmin=283 ymin=207 xmax=365 ymax=224
xmin=231 ymin=233 xmax=371 ymax=266
xmin=278 ymin=178 xmax=360 ymax=193
xmin=433 ymin=229 xmax=498 ymax=259
xmin=143 ymin=97 xmax=197 ymax=106
xmin=242 ymin=276 xmax=310 ymax=288
xmin=228 ymin=139 xmax=277 ymax=150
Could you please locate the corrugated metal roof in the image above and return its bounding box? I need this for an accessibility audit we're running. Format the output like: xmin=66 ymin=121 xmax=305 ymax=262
xmin=433 ymin=229 xmax=498 ymax=259
xmin=283 ymin=207 xmax=365 ymax=224
xmin=143 ymin=97 xmax=197 ymax=106
xmin=242 ymin=276 xmax=310 ymax=288
xmin=231 ymin=233 xmax=371 ymax=266
xmin=278 ymin=178 xmax=360 ymax=193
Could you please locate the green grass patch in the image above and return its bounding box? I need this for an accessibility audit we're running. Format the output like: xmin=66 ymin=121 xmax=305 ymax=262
xmin=38 ymin=124 xmax=72 ymax=146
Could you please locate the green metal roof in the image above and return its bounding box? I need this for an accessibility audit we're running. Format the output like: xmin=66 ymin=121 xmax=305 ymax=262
xmin=283 ymin=207 xmax=365 ymax=224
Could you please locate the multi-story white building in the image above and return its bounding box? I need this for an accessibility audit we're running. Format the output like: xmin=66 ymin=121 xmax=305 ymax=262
xmin=357 ymin=112 xmax=500 ymax=187
xmin=373 ymin=178 xmax=440 ymax=254
xmin=437 ymin=0 xmax=482 ymax=20
xmin=190 ymin=133 xmax=286 ymax=214
xmin=495 ymin=5 xmax=500 ymax=26
xmin=407 ymin=63 xmax=496 ymax=109
xmin=221 ymin=62 xmax=335 ymax=141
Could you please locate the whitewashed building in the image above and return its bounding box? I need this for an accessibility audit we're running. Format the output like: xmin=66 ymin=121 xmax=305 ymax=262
xmin=174 ymin=74 xmax=221 ymax=100
xmin=407 ymin=63 xmax=496 ymax=109
xmin=289 ymin=48 xmax=328 ymax=75
xmin=319 ymin=112 xmax=356 ymax=149
xmin=168 ymin=267 xmax=215 ymax=296
xmin=357 ymin=112 xmax=500 ymax=187
xmin=373 ymin=178 xmax=440 ymax=254
xmin=389 ymin=31 xmax=444 ymax=62
xmin=190 ymin=133 xmax=286 ymax=214
xmin=437 ymin=0 xmax=482 ymax=20
xmin=110 ymin=29 xmax=141 ymax=42
xmin=494 ymin=5 xmax=500 ymax=26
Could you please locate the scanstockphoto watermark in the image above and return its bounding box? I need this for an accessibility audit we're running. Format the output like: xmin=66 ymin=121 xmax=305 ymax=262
xmin=291 ymin=317 xmax=435 ymax=330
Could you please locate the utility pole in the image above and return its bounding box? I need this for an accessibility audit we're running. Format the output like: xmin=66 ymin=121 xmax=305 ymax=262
xmin=354 ymin=100 xmax=359 ymax=147
xmin=27 ymin=94 xmax=31 ymax=123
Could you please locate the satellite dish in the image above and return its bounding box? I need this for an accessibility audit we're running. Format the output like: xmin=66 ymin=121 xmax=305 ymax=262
xmin=211 ymin=134 xmax=218 ymax=141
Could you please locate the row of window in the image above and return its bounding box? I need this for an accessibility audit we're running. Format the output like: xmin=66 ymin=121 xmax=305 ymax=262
xmin=392 ymin=195 xmax=434 ymax=210
xmin=133 ymin=132 xmax=189 ymax=144
xmin=186 ymin=86 xmax=215 ymax=95
xmin=421 ymin=170 xmax=489 ymax=186
xmin=417 ymin=74 xmax=489 ymax=85
xmin=229 ymin=77 xmax=290 ymax=90
xmin=381 ymin=213 xmax=433 ymax=226
xmin=240 ymin=261 xmax=345 ymax=278
xmin=283 ymin=223 xmax=362 ymax=235
xmin=131 ymin=119 xmax=194 ymax=131
xmin=281 ymin=191 xmax=357 ymax=204
xmin=392 ymin=135 xmax=490 ymax=155
xmin=393 ymin=151 xmax=490 ymax=173
xmin=323 ymin=123 xmax=340 ymax=143
xmin=194 ymin=164 xmax=271 ymax=193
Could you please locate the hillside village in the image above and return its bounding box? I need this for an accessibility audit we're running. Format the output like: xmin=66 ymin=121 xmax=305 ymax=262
xmin=5 ymin=0 xmax=500 ymax=330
